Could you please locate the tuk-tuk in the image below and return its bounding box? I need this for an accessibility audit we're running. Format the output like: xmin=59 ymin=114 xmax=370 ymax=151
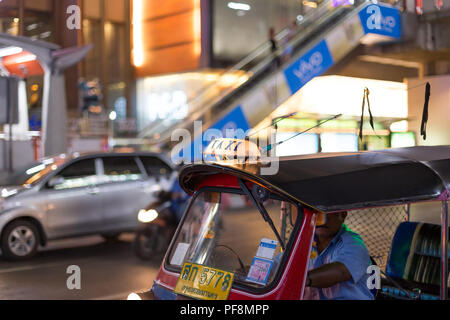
xmin=129 ymin=140 xmax=450 ymax=300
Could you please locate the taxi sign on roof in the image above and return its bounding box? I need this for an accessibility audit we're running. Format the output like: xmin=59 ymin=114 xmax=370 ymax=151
xmin=203 ymin=138 xmax=261 ymax=164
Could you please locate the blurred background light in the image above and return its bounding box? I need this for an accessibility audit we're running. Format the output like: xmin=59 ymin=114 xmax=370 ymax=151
xmin=227 ymin=2 xmax=251 ymax=11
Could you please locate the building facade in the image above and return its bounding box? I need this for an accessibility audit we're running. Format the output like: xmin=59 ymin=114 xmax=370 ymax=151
xmin=0 ymin=0 xmax=132 ymax=126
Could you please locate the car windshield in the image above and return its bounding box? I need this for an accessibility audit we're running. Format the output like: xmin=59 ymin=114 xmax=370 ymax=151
xmin=3 ymin=156 xmax=68 ymax=186
xmin=167 ymin=189 xmax=301 ymax=289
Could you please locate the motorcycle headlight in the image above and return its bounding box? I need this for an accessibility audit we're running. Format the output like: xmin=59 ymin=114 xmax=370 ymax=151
xmin=138 ymin=209 xmax=159 ymax=223
xmin=127 ymin=293 xmax=142 ymax=300
xmin=127 ymin=291 xmax=155 ymax=300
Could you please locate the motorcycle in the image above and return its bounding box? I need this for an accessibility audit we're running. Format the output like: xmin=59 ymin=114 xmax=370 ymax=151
xmin=132 ymin=190 xmax=179 ymax=261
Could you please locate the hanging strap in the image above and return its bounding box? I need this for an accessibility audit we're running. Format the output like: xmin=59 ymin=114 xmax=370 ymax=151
xmin=359 ymin=87 xmax=377 ymax=141
xmin=420 ymin=82 xmax=431 ymax=141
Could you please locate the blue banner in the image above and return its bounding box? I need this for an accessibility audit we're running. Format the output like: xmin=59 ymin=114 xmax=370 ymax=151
xmin=283 ymin=39 xmax=334 ymax=95
xmin=359 ymin=4 xmax=401 ymax=39
xmin=187 ymin=105 xmax=250 ymax=162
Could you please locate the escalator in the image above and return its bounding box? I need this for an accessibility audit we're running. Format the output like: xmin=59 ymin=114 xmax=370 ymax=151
xmin=139 ymin=0 xmax=402 ymax=154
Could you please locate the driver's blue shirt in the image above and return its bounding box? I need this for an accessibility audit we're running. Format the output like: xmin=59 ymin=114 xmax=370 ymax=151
xmin=307 ymin=224 xmax=374 ymax=300
xmin=170 ymin=179 xmax=190 ymax=222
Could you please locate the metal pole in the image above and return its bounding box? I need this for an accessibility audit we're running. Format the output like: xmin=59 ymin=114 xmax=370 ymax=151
xmin=441 ymin=200 xmax=448 ymax=300
xmin=6 ymin=78 xmax=13 ymax=173
xmin=405 ymin=203 xmax=410 ymax=222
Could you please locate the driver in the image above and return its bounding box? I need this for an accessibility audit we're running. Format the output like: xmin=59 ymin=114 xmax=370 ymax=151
xmin=304 ymin=211 xmax=374 ymax=300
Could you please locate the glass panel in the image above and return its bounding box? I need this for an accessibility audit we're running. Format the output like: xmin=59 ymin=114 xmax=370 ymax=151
xmin=54 ymin=159 xmax=98 ymax=190
xmin=275 ymin=132 xmax=319 ymax=156
xmin=24 ymin=10 xmax=54 ymax=42
xmin=0 ymin=16 xmax=19 ymax=36
xmin=140 ymin=156 xmax=172 ymax=177
xmin=101 ymin=157 xmax=143 ymax=183
xmin=213 ymin=0 xmax=306 ymax=65
xmin=321 ymin=133 xmax=358 ymax=152
xmin=168 ymin=190 xmax=300 ymax=289
xmin=104 ymin=22 xmax=126 ymax=83
xmin=82 ymin=19 xmax=102 ymax=80
xmin=391 ymin=132 xmax=416 ymax=148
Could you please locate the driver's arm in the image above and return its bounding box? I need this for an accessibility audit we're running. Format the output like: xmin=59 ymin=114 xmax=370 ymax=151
xmin=307 ymin=262 xmax=352 ymax=288
xmin=308 ymin=234 xmax=371 ymax=289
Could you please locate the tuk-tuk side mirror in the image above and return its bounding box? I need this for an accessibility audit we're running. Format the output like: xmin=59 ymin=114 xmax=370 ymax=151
xmin=252 ymin=184 xmax=270 ymax=203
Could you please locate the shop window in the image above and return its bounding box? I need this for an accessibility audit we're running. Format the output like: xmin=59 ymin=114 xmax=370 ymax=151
xmin=0 ymin=17 xmax=19 ymax=36
xmin=104 ymin=22 xmax=126 ymax=82
xmin=82 ymin=19 xmax=102 ymax=80
xmin=275 ymin=132 xmax=319 ymax=156
xmin=320 ymin=133 xmax=359 ymax=153
xmin=213 ymin=0 xmax=306 ymax=66
xmin=24 ymin=10 xmax=54 ymax=42
xmin=391 ymin=132 xmax=416 ymax=148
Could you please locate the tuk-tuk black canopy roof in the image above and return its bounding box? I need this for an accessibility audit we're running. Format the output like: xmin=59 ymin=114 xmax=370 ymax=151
xmin=179 ymin=146 xmax=450 ymax=212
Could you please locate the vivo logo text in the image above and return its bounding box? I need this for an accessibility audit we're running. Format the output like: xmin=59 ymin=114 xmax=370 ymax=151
xmin=293 ymin=52 xmax=324 ymax=82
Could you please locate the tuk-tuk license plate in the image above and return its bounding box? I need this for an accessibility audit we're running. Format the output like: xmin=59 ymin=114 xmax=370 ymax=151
xmin=174 ymin=262 xmax=234 ymax=301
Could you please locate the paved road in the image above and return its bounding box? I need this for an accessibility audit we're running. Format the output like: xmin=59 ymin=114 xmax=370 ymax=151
xmin=0 ymin=201 xmax=445 ymax=301
xmin=0 ymin=233 xmax=160 ymax=300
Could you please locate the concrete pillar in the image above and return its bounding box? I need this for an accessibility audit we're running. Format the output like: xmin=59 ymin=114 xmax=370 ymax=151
xmin=42 ymin=69 xmax=68 ymax=156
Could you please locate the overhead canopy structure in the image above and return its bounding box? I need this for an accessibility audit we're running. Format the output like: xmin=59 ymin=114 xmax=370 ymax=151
xmin=180 ymin=146 xmax=450 ymax=213
xmin=0 ymin=33 xmax=92 ymax=156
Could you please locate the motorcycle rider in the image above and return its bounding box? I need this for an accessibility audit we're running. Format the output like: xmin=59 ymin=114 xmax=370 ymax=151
xmin=169 ymin=176 xmax=190 ymax=223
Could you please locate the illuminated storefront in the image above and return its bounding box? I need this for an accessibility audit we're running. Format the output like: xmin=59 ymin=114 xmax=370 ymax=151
xmin=136 ymin=70 xmax=249 ymax=137
xmin=252 ymin=75 xmax=413 ymax=156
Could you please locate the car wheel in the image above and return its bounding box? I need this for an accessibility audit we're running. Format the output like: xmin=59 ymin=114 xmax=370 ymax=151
xmin=1 ymin=220 xmax=39 ymax=261
xmin=132 ymin=230 xmax=164 ymax=261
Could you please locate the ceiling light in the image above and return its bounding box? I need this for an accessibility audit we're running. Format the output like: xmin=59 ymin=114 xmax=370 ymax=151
xmin=303 ymin=1 xmax=318 ymax=8
xmin=228 ymin=2 xmax=251 ymax=11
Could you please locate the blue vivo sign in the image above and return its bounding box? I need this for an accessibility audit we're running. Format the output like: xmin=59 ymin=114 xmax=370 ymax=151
xmin=359 ymin=4 xmax=401 ymax=39
xmin=283 ymin=39 xmax=334 ymax=95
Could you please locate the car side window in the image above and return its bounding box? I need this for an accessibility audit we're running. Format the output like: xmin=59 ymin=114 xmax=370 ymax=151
xmin=49 ymin=158 xmax=98 ymax=190
xmin=101 ymin=157 xmax=143 ymax=183
xmin=140 ymin=156 xmax=172 ymax=178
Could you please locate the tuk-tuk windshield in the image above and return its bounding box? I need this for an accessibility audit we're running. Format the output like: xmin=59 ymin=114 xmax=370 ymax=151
xmin=167 ymin=188 xmax=300 ymax=289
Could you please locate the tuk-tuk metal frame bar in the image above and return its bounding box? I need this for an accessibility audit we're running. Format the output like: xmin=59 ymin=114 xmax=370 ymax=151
xmin=404 ymin=204 xmax=410 ymax=222
xmin=441 ymin=200 xmax=448 ymax=300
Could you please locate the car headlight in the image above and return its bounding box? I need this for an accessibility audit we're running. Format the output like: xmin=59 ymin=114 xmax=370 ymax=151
xmin=138 ymin=209 xmax=159 ymax=223
xmin=127 ymin=291 xmax=155 ymax=300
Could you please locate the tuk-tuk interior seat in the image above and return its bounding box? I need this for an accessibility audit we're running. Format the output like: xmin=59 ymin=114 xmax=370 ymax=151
xmin=380 ymin=221 xmax=449 ymax=300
